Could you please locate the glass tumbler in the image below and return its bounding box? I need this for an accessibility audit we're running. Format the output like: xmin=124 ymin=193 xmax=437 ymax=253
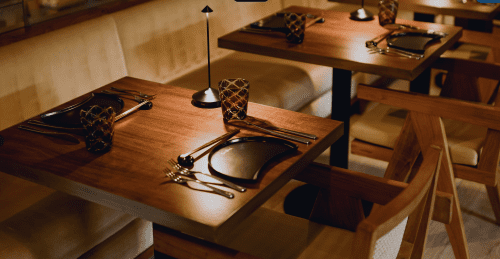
xmin=378 ymin=0 xmax=399 ymax=26
xmin=218 ymin=78 xmax=250 ymax=122
xmin=284 ymin=12 xmax=306 ymax=44
xmin=80 ymin=105 xmax=116 ymax=153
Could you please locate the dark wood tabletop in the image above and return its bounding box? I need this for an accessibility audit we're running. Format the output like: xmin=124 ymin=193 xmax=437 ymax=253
xmin=328 ymin=0 xmax=500 ymax=20
xmin=218 ymin=6 xmax=462 ymax=170
xmin=218 ymin=6 xmax=463 ymax=81
xmin=0 ymin=76 xmax=343 ymax=242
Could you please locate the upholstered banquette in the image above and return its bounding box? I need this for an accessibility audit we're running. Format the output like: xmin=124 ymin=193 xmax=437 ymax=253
xmin=0 ymin=0 xmax=412 ymax=258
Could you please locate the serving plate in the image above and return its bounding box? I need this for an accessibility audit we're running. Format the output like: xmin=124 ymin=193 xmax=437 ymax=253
xmin=386 ymin=32 xmax=444 ymax=54
xmin=41 ymin=93 xmax=124 ymax=127
xmin=208 ymin=136 xmax=298 ymax=180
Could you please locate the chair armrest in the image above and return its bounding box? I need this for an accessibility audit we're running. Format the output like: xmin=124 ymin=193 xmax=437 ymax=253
xmin=432 ymin=57 xmax=500 ymax=81
xmin=294 ymin=162 xmax=454 ymax=224
xmin=357 ymin=84 xmax=500 ymax=130
xmin=460 ymin=29 xmax=500 ymax=51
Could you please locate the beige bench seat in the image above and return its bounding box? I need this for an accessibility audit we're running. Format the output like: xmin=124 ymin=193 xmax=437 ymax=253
xmin=351 ymin=102 xmax=486 ymax=166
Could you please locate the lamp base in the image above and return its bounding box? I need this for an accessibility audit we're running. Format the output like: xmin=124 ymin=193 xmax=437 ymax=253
xmin=191 ymin=87 xmax=221 ymax=108
xmin=350 ymin=8 xmax=374 ymax=21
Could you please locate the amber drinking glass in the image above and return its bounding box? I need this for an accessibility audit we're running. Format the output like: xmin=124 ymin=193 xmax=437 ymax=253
xmin=218 ymin=78 xmax=250 ymax=122
xmin=284 ymin=12 xmax=306 ymax=44
xmin=378 ymin=0 xmax=399 ymax=26
xmin=80 ymin=105 xmax=115 ymax=153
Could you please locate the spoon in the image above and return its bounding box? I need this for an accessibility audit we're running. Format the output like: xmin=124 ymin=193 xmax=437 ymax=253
xmin=115 ymin=100 xmax=153 ymax=122
xmin=177 ymin=129 xmax=240 ymax=167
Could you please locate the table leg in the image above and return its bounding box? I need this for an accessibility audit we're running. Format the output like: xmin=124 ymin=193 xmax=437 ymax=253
xmin=152 ymin=223 xmax=252 ymax=258
xmin=308 ymin=68 xmax=365 ymax=231
xmin=414 ymin=13 xmax=435 ymax=23
xmin=285 ymin=68 xmax=364 ymax=231
xmin=329 ymin=68 xmax=351 ymax=168
xmin=410 ymin=67 xmax=431 ymax=94
xmin=455 ymin=17 xmax=493 ymax=33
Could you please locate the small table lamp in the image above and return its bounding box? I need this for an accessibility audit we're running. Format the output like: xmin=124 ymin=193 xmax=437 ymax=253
xmin=350 ymin=0 xmax=374 ymax=21
xmin=192 ymin=5 xmax=221 ymax=108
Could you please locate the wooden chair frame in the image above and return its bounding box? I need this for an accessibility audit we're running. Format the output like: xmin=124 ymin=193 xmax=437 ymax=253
xmin=154 ymin=143 xmax=444 ymax=259
xmin=354 ymin=57 xmax=500 ymax=258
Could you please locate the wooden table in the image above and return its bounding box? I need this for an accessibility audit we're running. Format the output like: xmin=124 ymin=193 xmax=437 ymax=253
xmin=218 ymin=6 xmax=463 ymax=168
xmin=329 ymin=0 xmax=500 ymax=31
xmin=0 ymin=77 xmax=343 ymax=257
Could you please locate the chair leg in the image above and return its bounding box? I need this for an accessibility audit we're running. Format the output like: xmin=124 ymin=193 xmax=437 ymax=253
xmin=486 ymin=185 xmax=500 ymax=225
xmin=410 ymin=112 xmax=470 ymax=259
xmin=410 ymin=164 xmax=439 ymax=259
xmin=477 ymin=129 xmax=500 ymax=225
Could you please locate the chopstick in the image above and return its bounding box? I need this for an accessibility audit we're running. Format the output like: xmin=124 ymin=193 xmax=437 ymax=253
xmin=27 ymin=120 xmax=84 ymax=134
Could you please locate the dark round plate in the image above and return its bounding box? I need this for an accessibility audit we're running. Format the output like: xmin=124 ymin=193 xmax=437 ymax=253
xmin=41 ymin=93 xmax=124 ymax=127
xmin=208 ymin=136 xmax=298 ymax=181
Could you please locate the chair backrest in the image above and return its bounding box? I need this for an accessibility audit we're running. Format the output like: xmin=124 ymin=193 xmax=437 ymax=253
xmin=353 ymin=145 xmax=442 ymax=258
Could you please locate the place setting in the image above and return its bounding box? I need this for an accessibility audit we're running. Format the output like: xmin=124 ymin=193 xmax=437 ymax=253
xmin=17 ymin=87 xmax=155 ymax=152
xmin=239 ymin=11 xmax=325 ymax=44
xmin=162 ymin=77 xmax=318 ymax=199
xmin=366 ymin=0 xmax=448 ymax=59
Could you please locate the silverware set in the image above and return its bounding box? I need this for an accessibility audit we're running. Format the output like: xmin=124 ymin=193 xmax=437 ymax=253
xmin=163 ymin=131 xmax=244 ymax=198
xmin=228 ymin=118 xmax=315 ymax=144
xmin=168 ymin=159 xmax=246 ymax=192
xmin=368 ymin=46 xmax=424 ymax=59
xmin=164 ymin=168 xmax=235 ymax=199
xmin=366 ymin=26 xmax=448 ymax=59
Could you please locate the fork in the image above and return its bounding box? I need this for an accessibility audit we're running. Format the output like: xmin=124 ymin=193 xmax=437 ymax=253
xmin=167 ymin=159 xmax=246 ymax=192
xmin=110 ymin=87 xmax=157 ymax=99
xmin=164 ymin=168 xmax=234 ymax=199
xmin=368 ymin=46 xmax=423 ymax=59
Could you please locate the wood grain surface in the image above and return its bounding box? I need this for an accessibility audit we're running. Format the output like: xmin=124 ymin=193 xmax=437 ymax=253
xmin=218 ymin=6 xmax=463 ymax=81
xmin=0 ymin=76 xmax=343 ymax=242
xmin=327 ymin=0 xmax=500 ymax=20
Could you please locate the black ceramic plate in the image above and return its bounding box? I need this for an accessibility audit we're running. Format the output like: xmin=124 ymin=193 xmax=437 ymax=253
xmin=208 ymin=136 xmax=298 ymax=180
xmin=386 ymin=32 xmax=444 ymax=54
xmin=41 ymin=93 xmax=124 ymax=127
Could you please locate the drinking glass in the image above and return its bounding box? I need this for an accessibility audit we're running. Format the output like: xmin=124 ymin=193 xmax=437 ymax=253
xmin=218 ymin=78 xmax=250 ymax=122
xmin=80 ymin=105 xmax=115 ymax=153
xmin=284 ymin=12 xmax=306 ymax=44
xmin=378 ymin=0 xmax=399 ymax=26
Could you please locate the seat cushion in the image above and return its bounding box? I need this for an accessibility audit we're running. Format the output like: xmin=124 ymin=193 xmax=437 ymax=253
xmin=78 ymin=218 xmax=152 ymax=259
xmin=167 ymin=51 xmax=333 ymax=113
xmin=351 ymin=103 xmax=487 ymax=166
xmin=0 ymin=191 xmax=136 ymax=259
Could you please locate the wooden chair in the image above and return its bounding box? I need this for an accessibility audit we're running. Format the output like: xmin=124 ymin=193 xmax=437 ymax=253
xmin=351 ymin=56 xmax=500 ymax=259
xmin=153 ymin=143 xmax=446 ymax=258
xmin=351 ymin=51 xmax=500 ymax=229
